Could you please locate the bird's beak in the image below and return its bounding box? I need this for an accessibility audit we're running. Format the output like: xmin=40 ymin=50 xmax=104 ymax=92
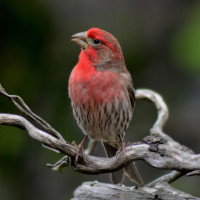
xmin=71 ymin=31 xmax=88 ymax=49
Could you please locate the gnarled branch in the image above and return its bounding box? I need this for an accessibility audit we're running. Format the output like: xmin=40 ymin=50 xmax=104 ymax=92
xmin=1 ymin=113 xmax=200 ymax=175
xmin=0 ymin=84 xmax=199 ymax=199
xmin=72 ymin=181 xmax=200 ymax=200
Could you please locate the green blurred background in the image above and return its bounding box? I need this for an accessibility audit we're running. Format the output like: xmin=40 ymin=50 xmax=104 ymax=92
xmin=0 ymin=0 xmax=200 ymax=199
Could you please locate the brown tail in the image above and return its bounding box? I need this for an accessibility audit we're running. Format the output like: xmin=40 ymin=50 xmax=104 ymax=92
xmin=103 ymin=142 xmax=143 ymax=185
xmin=125 ymin=162 xmax=143 ymax=185
xmin=103 ymin=142 xmax=124 ymax=184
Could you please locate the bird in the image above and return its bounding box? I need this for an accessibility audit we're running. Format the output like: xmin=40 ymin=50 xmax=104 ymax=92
xmin=68 ymin=27 xmax=143 ymax=185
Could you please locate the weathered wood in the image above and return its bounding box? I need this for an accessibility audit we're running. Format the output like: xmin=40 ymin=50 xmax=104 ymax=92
xmin=72 ymin=181 xmax=200 ymax=200
xmin=1 ymin=84 xmax=200 ymax=198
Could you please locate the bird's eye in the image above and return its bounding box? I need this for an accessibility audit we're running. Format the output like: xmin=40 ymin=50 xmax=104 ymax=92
xmin=93 ymin=39 xmax=101 ymax=44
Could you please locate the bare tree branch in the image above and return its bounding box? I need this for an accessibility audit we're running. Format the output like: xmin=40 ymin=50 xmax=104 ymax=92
xmin=85 ymin=139 xmax=98 ymax=155
xmin=0 ymin=84 xmax=200 ymax=199
xmin=147 ymin=171 xmax=183 ymax=186
xmin=0 ymin=83 xmax=65 ymax=142
xmin=0 ymin=113 xmax=199 ymax=175
xmin=72 ymin=181 xmax=200 ymax=200
xmin=136 ymin=89 xmax=169 ymax=135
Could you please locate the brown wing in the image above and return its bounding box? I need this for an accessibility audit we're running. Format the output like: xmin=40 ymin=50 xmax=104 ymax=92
xmin=127 ymin=85 xmax=135 ymax=110
xmin=121 ymin=71 xmax=135 ymax=111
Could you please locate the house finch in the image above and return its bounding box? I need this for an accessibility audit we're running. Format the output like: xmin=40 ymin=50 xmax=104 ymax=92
xmin=69 ymin=28 xmax=143 ymax=185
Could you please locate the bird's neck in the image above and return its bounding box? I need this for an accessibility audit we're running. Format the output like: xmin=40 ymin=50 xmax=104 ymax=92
xmin=78 ymin=49 xmax=126 ymax=74
xmin=77 ymin=50 xmax=96 ymax=75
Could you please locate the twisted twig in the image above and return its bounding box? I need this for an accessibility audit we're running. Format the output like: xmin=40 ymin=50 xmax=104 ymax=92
xmin=0 ymin=85 xmax=199 ymax=183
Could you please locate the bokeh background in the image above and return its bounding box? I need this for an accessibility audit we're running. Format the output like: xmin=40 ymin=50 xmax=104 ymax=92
xmin=0 ymin=0 xmax=200 ymax=199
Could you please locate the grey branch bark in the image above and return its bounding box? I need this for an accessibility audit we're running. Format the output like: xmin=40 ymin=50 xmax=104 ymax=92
xmin=0 ymin=84 xmax=200 ymax=199
xmin=0 ymin=113 xmax=199 ymax=175
xmin=72 ymin=181 xmax=200 ymax=200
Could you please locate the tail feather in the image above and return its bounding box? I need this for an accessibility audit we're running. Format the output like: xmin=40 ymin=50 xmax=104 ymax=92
xmin=103 ymin=142 xmax=124 ymax=184
xmin=103 ymin=142 xmax=143 ymax=185
xmin=125 ymin=162 xmax=143 ymax=185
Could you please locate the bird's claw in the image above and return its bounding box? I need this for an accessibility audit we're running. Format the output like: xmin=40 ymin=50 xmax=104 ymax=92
xmin=116 ymin=142 xmax=127 ymax=165
xmin=71 ymin=141 xmax=84 ymax=165
xmin=72 ymin=136 xmax=88 ymax=166
xmin=75 ymin=144 xmax=85 ymax=164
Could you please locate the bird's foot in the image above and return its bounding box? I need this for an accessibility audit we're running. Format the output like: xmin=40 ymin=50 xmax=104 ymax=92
xmin=71 ymin=141 xmax=81 ymax=164
xmin=116 ymin=142 xmax=127 ymax=165
xmin=72 ymin=135 xmax=88 ymax=165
